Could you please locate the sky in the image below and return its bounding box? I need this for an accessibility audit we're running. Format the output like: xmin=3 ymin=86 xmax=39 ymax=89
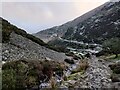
xmin=1 ymin=0 xmax=110 ymax=34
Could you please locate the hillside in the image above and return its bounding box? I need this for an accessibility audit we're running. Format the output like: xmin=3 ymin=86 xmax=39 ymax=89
xmin=34 ymin=2 xmax=107 ymax=43
xmin=62 ymin=1 xmax=120 ymax=44
xmin=1 ymin=17 xmax=66 ymax=61
xmin=1 ymin=1 xmax=120 ymax=89
xmin=34 ymin=1 xmax=120 ymax=49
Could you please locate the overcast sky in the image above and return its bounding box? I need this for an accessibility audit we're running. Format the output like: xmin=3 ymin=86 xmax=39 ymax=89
xmin=2 ymin=0 xmax=109 ymax=34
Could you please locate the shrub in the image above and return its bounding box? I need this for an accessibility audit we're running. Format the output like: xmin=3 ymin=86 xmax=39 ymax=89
xmin=2 ymin=60 xmax=41 ymax=89
xmin=102 ymin=38 xmax=120 ymax=58
xmin=2 ymin=69 xmax=16 ymax=90
xmin=109 ymin=62 xmax=120 ymax=74
xmin=2 ymin=60 xmax=66 ymax=89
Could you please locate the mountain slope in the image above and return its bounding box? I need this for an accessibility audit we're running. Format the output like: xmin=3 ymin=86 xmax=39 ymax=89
xmin=35 ymin=1 xmax=120 ymax=49
xmin=62 ymin=1 xmax=120 ymax=44
xmin=34 ymin=2 xmax=108 ymax=43
xmin=1 ymin=18 xmax=66 ymax=61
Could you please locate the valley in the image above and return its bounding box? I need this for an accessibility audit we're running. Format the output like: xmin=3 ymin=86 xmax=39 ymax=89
xmin=1 ymin=0 xmax=120 ymax=90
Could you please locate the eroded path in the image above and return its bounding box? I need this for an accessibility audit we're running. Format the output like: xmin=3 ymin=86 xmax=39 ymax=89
xmin=75 ymin=55 xmax=113 ymax=88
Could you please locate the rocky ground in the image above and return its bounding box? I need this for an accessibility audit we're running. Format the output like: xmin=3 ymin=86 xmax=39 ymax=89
xmin=39 ymin=55 xmax=114 ymax=89
xmin=2 ymin=51 xmax=120 ymax=89
xmin=2 ymin=32 xmax=67 ymax=62
xmin=74 ymin=55 xmax=112 ymax=88
xmin=60 ymin=55 xmax=120 ymax=89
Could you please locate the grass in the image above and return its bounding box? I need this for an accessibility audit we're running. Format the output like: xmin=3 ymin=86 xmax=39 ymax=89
xmin=67 ymin=71 xmax=84 ymax=80
xmin=100 ymin=54 xmax=120 ymax=61
xmin=106 ymin=54 xmax=120 ymax=60
xmin=67 ymin=60 xmax=89 ymax=81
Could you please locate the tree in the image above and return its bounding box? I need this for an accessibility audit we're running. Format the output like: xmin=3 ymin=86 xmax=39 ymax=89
xmin=103 ymin=37 xmax=120 ymax=58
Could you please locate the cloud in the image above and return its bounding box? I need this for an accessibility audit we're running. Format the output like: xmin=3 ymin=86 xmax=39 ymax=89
xmin=2 ymin=1 xmax=109 ymax=33
xmin=2 ymin=3 xmax=53 ymax=23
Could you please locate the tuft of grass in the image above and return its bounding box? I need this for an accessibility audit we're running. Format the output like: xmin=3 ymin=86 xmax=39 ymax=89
xmin=71 ymin=60 xmax=89 ymax=74
xmin=100 ymin=54 xmax=120 ymax=61
xmin=67 ymin=71 xmax=84 ymax=80
xmin=107 ymin=54 xmax=120 ymax=60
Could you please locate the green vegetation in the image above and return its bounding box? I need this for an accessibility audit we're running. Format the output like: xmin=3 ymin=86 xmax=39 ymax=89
xmin=63 ymin=60 xmax=88 ymax=88
xmin=103 ymin=54 xmax=120 ymax=61
xmin=101 ymin=39 xmax=120 ymax=83
xmin=2 ymin=60 xmax=37 ymax=89
xmin=109 ymin=62 xmax=120 ymax=82
xmin=2 ymin=60 xmax=66 ymax=89
xmin=103 ymin=37 xmax=120 ymax=58
xmin=67 ymin=71 xmax=84 ymax=80
xmin=109 ymin=62 xmax=120 ymax=74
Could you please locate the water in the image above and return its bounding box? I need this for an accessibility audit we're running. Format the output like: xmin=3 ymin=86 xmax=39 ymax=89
xmin=39 ymin=82 xmax=50 ymax=88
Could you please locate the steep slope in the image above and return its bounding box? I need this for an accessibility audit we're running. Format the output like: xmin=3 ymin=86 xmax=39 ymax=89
xmin=62 ymin=1 xmax=120 ymax=44
xmin=35 ymin=1 xmax=120 ymax=50
xmin=34 ymin=2 xmax=107 ymax=43
xmin=1 ymin=18 xmax=66 ymax=61
xmin=47 ymin=1 xmax=120 ymax=50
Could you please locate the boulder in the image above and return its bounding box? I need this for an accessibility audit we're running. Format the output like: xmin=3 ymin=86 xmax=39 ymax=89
xmin=64 ymin=59 xmax=75 ymax=64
